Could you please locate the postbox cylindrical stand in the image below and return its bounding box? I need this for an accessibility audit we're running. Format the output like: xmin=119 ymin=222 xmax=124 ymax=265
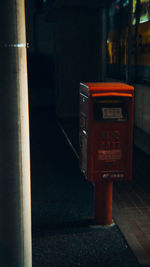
xmin=94 ymin=180 xmax=113 ymax=225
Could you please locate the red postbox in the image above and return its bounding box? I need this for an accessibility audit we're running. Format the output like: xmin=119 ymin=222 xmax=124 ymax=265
xmin=79 ymin=82 xmax=134 ymax=225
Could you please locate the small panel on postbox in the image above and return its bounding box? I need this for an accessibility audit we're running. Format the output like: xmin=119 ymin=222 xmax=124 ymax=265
xmin=79 ymin=82 xmax=134 ymax=182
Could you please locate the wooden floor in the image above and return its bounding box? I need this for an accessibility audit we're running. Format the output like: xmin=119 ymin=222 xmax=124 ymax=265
xmin=59 ymin=117 xmax=150 ymax=265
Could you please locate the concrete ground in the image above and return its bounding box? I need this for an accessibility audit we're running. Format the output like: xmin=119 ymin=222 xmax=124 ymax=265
xmin=30 ymin=107 xmax=145 ymax=267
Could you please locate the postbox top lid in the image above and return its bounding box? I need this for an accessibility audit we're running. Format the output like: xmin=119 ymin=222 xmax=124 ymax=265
xmin=80 ymin=82 xmax=134 ymax=92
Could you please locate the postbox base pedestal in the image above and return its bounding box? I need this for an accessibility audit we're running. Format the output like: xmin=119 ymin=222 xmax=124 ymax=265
xmin=94 ymin=180 xmax=113 ymax=226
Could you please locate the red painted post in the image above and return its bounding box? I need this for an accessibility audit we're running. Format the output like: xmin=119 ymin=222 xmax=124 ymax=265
xmin=94 ymin=180 xmax=113 ymax=225
xmin=79 ymin=82 xmax=134 ymax=226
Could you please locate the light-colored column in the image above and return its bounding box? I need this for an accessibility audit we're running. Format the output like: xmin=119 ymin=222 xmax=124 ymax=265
xmin=0 ymin=1 xmax=32 ymax=266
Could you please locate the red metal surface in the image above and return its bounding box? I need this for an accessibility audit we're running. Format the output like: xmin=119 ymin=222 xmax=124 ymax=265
xmin=83 ymin=82 xmax=134 ymax=91
xmin=79 ymin=82 xmax=134 ymax=182
xmin=79 ymin=82 xmax=134 ymax=226
xmin=94 ymin=181 xmax=113 ymax=225
xmin=91 ymin=92 xmax=133 ymax=98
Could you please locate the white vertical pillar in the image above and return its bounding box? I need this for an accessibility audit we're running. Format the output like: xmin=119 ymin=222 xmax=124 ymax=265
xmin=0 ymin=1 xmax=32 ymax=266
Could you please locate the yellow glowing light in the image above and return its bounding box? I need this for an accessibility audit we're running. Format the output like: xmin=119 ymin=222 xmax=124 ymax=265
xmin=133 ymin=0 xmax=137 ymax=13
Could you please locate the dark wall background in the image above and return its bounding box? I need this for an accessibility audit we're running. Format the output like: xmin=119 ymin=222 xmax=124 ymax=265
xmin=54 ymin=8 xmax=100 ymax=117
xmin=25 ymin=4 xmax=105 ymax=116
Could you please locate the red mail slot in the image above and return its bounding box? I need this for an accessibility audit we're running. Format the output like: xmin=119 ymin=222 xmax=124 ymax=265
xmin=79 ymin=82 xmax=134 ymax=182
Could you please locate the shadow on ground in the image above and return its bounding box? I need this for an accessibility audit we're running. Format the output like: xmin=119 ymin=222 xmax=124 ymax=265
xmin=30 ymin=108 xmax=141 ymax=267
